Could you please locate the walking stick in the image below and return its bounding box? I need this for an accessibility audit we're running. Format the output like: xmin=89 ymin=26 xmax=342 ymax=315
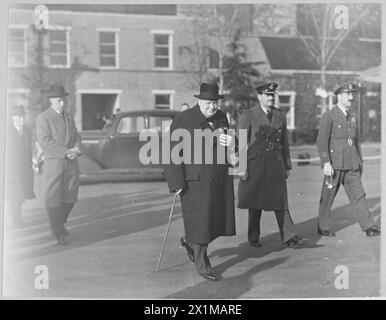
xmin=155 ymin=191 xmax=180 ymax=272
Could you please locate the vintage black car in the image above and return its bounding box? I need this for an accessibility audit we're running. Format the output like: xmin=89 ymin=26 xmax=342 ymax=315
xmin=79 ymin=109 xmax=180 ymax=183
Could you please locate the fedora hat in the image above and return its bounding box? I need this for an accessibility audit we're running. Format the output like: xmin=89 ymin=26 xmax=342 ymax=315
xmin=45 ymin=84 xmax=69 ymax=98
xmin=194 ymin=83 xmax=224 ymax=100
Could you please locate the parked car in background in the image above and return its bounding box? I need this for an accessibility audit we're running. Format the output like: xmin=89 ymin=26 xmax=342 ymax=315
xmin=79 ymin=109 xmax=180 ymax=183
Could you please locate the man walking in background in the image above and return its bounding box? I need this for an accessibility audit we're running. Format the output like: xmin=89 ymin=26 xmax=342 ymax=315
xmin=5 ymin=105 xmax=36 ymax=228
xmin=317 ymin=83 xmax=380 ymax=237
xmin=36 ymin=84 xmax=82 ymax=245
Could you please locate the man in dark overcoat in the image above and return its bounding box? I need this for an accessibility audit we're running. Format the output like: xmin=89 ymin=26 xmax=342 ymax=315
xmin=5 ymin=105 xmax=36 ymax=227
xmin=316 ymin=82 xmax=380 ymax=237
xmin=164 ymin=83 xmax=236 ymax=281
xmin=237 ymin=83 xmax=305 ymax=248
xmin=36 ymin=85 xmax=82 ymax=245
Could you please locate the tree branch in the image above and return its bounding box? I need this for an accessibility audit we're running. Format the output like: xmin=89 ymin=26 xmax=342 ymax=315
xmin=324 ymin=8 xmax=370 ymax=66
xmin=297 ymin=31 xmax=321 ymax=66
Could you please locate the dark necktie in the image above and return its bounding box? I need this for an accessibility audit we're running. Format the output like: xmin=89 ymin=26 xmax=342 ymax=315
xmin=266 ymin=108 xmax=273 ymax=122
xmin=207 ymin=117 xmax=215 ymax=129
xmin=346 ymin=109 xmax=350 ymax=121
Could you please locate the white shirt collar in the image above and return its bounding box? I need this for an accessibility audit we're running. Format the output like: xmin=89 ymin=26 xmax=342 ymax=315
xmin=260 ymin=105 xmax=271 ymax=114
xmin=336 ymin=104 xmax=348 ymax=116
xmin=51 ymin=105 xmax=63 ymax=114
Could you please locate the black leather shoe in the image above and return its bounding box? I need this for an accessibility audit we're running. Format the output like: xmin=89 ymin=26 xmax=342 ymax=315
xmin=284 ymin=235 xmax=306 ymax=248
xmin=318 ymin=227 xmax=336 ymax=237
xmin=180 ymin=237 xmax=195 ymax=262
xmin=365 ymin=227 xmax=380 ymax=237
xmin=249 ymin=240 xmax=262 ymax=247
xmin=201 ymin=272 xmax=221 ymax=281
xmin=57 ymin=235 xmax=68 ymax=245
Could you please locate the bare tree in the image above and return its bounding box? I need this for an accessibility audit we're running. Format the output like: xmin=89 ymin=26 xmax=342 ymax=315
xmin=297 ymin=4 xmax=370 ymax=91
xmin=179 ymin=4 xmax=241 ymax=92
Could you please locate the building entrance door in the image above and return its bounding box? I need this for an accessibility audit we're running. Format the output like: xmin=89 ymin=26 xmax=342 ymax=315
xmin=81 ymin=94 xmax=117 ymax=130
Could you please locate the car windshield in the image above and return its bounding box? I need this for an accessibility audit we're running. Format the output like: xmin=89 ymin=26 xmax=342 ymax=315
xmin=116 ymin=116 xmax=173 ymax=134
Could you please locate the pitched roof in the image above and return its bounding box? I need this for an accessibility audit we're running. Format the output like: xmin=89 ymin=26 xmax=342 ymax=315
xmin=259 ymin=36 xmax=380 ymax=72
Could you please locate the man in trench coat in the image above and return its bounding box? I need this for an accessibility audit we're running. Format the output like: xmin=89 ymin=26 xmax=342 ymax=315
xmin=237 ymin=82 xmax=305 ymax=248
xmin=316 ymin=82 xmax=380 ymax=237
xmin=36 ymin=85 xmax=82 ymax=245
xmin=5 ymin=105 xmax=36 ymax=227
xmin=164 ymin=83 xmax=236 ymax=281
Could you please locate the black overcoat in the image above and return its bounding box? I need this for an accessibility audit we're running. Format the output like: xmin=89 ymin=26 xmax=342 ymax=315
xmin=237 ymin=105 xmax=292 ymax=210
xmin=164 ymin=105 xmax=236 ymax=244
xmin=5 ymin=124 xmax=36 ymax=204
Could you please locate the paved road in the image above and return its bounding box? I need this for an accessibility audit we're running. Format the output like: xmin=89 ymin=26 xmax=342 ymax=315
xmin=3 ymin=159 xmax=380 ymax=298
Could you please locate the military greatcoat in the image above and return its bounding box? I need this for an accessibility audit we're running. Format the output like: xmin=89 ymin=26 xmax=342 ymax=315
xmin=237 ymin=105 xmax=292 ymax=211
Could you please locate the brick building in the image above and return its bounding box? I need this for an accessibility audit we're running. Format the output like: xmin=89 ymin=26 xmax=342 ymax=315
xmin=7 ymin=4 xmax=381 ymax=141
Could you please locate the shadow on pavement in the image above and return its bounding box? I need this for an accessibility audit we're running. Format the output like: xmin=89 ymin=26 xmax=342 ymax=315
xmin=6 ymin=188 xmax=380 ymax=270
xmin=163 ymin=196 xmax=380 ymax=299
xmin=6 ymin=188 xmax=182 ymax=262
xmin=165 ymin=257 xmax=289 ymax=299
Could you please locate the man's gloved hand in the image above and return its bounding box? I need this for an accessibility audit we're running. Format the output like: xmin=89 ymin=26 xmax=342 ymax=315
xmin=323 ymin=162 xmax=334 ymax=176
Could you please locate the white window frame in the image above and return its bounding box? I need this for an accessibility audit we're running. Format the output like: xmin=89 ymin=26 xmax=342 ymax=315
xmin=97 ymin=28 xmax=120 ymax=69
xmin=316 ymin=91 xmax=334 ymax=119
xmin=48 ymin=25 xmax=71 ymax=68
xmin=151 ymin=30 xmax=174 ymax=70
xmin=275 ymin=91 xmax=296 ymax=130
xmin=152 ymin=89 xmax=175 ymax=109
xmin=8 ymin=25 xmax=28 ymax=67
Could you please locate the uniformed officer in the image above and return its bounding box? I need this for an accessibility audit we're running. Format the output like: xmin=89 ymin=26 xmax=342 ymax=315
xmin=237 ymin=82 xmax=306 ymax=248
xmin=316 ymin=82 xmax=380 ymax=237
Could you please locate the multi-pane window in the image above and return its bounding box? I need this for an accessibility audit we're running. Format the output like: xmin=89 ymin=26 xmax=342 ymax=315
xmin=99 ymin=31 xmax=118 ymax=67
xmin=275 ymin=91 xmax=296 ymax=130
xmin=8 ymin=27 xmax=27 ymax=67
xmin=155 ymin=94 xmax=171 ymax=109
xmin=49 ymin=29 xmax=69 ymax=67
xmin=153 ymin=32 xmax=172 ymax=69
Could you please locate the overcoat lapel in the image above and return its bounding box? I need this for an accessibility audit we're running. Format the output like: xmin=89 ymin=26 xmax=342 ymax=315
xmin=63 ymin=111 xmax=70 ymax=147
xmin=267 ymin=108 xmax=284 ymax=137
